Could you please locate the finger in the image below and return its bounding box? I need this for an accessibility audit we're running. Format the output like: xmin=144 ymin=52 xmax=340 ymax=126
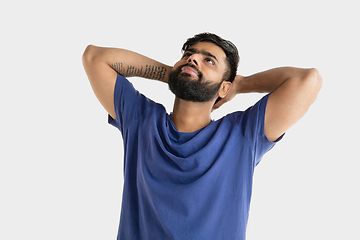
xmin=212 ymin=99 xmax=225 ymax=112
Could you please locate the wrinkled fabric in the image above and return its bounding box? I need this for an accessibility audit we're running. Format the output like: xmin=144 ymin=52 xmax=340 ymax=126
xmin=108 ymin=74 xmax=281 ymax=240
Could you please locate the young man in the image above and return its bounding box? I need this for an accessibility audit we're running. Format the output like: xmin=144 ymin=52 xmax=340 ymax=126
xmin=82 ymin=33 xmax=322 ymax=239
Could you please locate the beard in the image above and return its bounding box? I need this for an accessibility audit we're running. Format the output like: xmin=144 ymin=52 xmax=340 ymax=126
xmin=168 ymin=63 xmax=222 ymax=102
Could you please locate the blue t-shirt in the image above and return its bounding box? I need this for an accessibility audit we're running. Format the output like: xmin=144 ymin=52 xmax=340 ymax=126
xmin=109 ymin=74 xmax=280 ymax=240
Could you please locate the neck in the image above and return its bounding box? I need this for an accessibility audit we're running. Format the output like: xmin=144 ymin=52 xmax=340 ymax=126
xmin=171 ymin=97 xmax=214 ymax=133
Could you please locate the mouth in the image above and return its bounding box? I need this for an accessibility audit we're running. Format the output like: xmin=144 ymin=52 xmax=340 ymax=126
xmin=181 ymin=66 xmax=199 ymax=77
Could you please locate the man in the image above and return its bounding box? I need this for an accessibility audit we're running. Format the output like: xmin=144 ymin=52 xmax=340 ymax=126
xmin=82 ymin=33 xmax=322 ymax=239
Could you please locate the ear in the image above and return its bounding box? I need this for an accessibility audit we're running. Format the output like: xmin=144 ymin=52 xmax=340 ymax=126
xmin=218 ymin=81 xmax=232 ymax=98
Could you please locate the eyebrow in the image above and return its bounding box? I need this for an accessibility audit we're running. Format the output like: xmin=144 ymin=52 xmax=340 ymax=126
xmin=186 ymin=48 xmax=219 ymax=63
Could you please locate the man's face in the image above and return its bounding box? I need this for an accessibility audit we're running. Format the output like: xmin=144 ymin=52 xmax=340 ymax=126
xmin=168 ymin=42 xmax=228 ymax=102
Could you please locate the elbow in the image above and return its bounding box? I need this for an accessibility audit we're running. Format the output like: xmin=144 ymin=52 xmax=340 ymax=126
xmin=308 ymin=68 xmax=323 ymax=93
xmin=82 ymin=44 xmax=98 ymax=66
xmin=302 ymin=68 xmax=322 ymax=102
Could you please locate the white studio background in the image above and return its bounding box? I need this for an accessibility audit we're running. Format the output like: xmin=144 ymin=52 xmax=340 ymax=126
xmin=1 ymin=0 xmax=358 ymax=239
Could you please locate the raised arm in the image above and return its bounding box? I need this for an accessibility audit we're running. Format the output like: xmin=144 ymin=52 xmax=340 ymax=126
xmin=82 ymin=45 xmax=172 ymax=119
xmin=213 ymin=67 xmax=322 ymax=142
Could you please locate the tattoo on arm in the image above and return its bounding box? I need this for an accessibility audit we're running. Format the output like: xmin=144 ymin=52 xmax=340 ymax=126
xmin=110 ymin=62 xmax=167 ymax=81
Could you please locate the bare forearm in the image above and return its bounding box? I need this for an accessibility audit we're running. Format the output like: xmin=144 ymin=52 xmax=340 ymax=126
xmin=85 ymin=45 xmax=172 ymax=83
xmin=237 ymin=67 xmax=315 ymax=94
xmin=109 ymin=50 xmax=172 ymax=83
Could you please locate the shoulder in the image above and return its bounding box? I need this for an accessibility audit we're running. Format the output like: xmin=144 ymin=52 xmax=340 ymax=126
xmin=225 ymin=93 xmax=270 ymax=125
xmin=111 ymin=74 xmax=167 ymax=130
xmin=218 ymin=94 xmax=272 ymax=144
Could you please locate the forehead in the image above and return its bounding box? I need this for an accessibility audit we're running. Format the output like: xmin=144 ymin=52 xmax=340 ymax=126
xmin=186 ymin=42 xmax=227 ymax=64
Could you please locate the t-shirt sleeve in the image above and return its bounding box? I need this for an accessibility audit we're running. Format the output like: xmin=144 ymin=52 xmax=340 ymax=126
xmin=108 ymin=74 xmax=153 ymax=133
xmin=234 ymin=93 xmax=284 ymax=166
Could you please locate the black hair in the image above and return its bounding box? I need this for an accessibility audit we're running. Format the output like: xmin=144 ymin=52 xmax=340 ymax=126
xmin=182 ymin=32 xmax=239 ymax=83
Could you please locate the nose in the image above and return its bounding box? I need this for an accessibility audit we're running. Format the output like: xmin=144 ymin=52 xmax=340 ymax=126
xmin=187 ymin=54 xmax=200 ymax=66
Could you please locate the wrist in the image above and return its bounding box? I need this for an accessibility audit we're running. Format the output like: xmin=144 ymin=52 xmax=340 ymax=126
xmin=234 ymin=75 xmax=248 ymax=94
